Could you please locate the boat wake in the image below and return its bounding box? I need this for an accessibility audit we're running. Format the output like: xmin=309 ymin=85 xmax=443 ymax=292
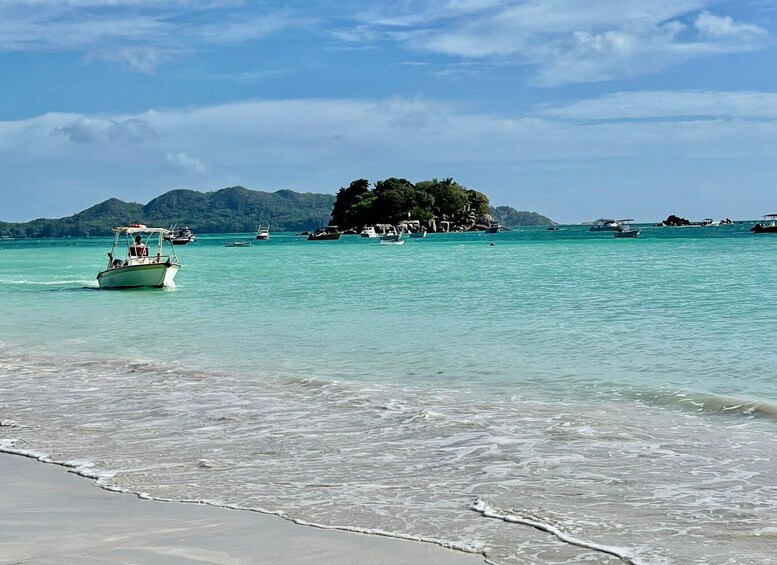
xmin=0 ymin=277 xmax=98 ymax=288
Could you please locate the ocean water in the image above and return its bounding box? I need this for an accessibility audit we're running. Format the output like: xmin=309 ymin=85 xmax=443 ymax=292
xmin=2 ymin=225 xmax=777 ymax=564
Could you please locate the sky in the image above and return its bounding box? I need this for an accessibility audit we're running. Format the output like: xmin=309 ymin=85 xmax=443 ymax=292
xmin=1 ymin=0 xmax=776 ymax=224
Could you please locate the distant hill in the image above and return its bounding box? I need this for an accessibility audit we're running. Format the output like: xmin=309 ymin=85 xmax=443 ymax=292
xmin=0 ymin=185 xmax=555 ymax=238
xmin=0 ymin=187 xmax=336 ymax=238
xmin=490 ymin=206 xmax=555 ymax=227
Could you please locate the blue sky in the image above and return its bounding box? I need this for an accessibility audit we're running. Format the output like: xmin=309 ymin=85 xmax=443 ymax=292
xmin=1 ymin=0 xmax=776 ymax=223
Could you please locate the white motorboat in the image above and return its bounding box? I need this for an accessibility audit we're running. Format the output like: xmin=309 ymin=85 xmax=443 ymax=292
xmin=613 ymin=219 xmax=640 ymax=238
xmin=360 ymin=226 xmax=378 ymax=238
xmin=256 ymin=225 xmax=270 ymax=240
xmin=751 ymin=214 xmax=777 ymax=233
xmin=589 ymin=218 xmax=621 ymax=232
xmin=97 ymin=225 xmax=180 ymax=289
xmin=164 ymin=225 xmax=196 ymax=245
xmin=225 ymin=241 xmax=252 ymax=247
xmin=409 ymin=227 xmax=428 ymax=238
xmin=307 ymin=226 xmax=342 ymax=240
xmin=379 ymin=233 xmax=404 ymax=245
xmin=700 ymin=218 xmax=721 ymax=227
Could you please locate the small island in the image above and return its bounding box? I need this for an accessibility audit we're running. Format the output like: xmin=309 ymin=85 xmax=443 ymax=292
xmin=331 ymin=177 xmax=553 ymax=233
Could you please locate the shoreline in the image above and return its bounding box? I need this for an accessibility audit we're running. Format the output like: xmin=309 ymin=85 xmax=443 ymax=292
xmin=0 ymin=452 xmax=485 ymax=564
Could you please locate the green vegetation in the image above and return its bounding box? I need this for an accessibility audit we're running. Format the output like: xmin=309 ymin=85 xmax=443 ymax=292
xmin=330 ymin=177 xmax=553 ymax=231
xmin=490 ymin=206 xmax=555 ymax=227
xmin=0 ymin=187 xmax=335 ymax=238
xmin=331 ymin=177 xmax=491 ymax=231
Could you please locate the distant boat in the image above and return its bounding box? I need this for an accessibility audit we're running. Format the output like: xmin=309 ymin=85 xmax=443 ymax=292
xmin=224 ymin=241 xmax=252 ymax=247
xmin=751 ymin=214 xmax=777 ymax=233
xmin=164 ymin=225 xmax=196 ymax=245
xmin=256 ymin=225 xmax=270 ymax=240
xmin=360 ymin=226 xmax=378 ymax=238
xmin=700 ymin=218 xmax=721 ymax=227
xmin=379 ymin=234 xmax=404 ymax=245
xmin=379 ymin=227 xmax=402 ymax=243
xmin=484 ymin=222 xmax=509 ymax=233
xmin=308 ymin=226 xmax=342 ymax=240
xmin=409 ymin=227 xmax=427 ymax=238
xmin=589 ymin=219 xmax=621 ymax=232
xmin=97 ymin=225 xmax=180 ymax=289
xmin=613 ymin=219 xmax=640 ymax=238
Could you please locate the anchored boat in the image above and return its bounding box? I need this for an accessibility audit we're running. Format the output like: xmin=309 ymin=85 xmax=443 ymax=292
xmin=613 ymin=219 xmax=641 ymax=238
xmin=751 ymin=214 xmax=777 ymax=233
xmin=165 ymin=225 xmax=196 ymax=245
xmin=256 ymin=225 xmax=270 ymax=240
xmin=97 ymin=225 xmax=180 ymax=289
xmin=589 ymin=218 xmax=621 ymax=232
xmin=307 ymin=226 xmax=342 ymax=240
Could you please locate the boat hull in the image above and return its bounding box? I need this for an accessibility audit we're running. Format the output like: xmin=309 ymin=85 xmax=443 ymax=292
xmin=614 ymin=229 xmax=640 ymax=238
xmin=307 ymin=233 xmax=341 ymax=240
xmin=751 ymin=224 xmax=777 ymax=233
xmin=97 ymin=263 xmax=180 ymax=289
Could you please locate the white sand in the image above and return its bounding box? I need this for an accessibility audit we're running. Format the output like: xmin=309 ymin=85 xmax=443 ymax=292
xmin=0 ymin=454 xmax=485 ymax=564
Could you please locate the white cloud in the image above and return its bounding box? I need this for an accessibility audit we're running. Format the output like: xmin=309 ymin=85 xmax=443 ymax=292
xmin=695 ymin=10 xmax=767 ymax=39
xmin=538 ymin=91 xmax=777 ymax=121
xmin=52 ymin=117 xmax=161 ymax=143
xmin=340 ymin=1 xmax=770 ymax=85
xmin=113 ymin=46 xmax=167 ymax=73
xmin=0 ymin=1 xmax=298 ymax=71
xmin=3 ymin=94 xmax=777 ymax=222
xmin=0 ymin=1 xmax=770 ymax=82
xmin=166 ymin=152 xmax=207 ymax=173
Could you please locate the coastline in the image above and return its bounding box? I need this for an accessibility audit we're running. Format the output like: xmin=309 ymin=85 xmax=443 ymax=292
xmin=0 ymin=453 xmax=485 ymax=565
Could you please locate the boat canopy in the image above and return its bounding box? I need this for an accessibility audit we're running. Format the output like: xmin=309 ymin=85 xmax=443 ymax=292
xmin=764 ymin=214 xmax=777 ymax=219
xmin=112 ymin=225 xmax=171 ymax=235
xmin=617 ymin=219 xmax=634 ymax=222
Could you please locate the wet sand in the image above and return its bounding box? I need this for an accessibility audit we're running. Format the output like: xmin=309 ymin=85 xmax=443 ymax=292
xmin=0 ymin=453 xmax=484 ymax=564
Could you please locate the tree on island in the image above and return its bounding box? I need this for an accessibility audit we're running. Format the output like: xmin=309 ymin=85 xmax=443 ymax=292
xmin=330 ymin=177 xmax=491 ymax=232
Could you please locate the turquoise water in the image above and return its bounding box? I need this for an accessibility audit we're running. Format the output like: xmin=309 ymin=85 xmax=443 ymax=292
xmin=2 ymin=225 xmax=777 ymax=564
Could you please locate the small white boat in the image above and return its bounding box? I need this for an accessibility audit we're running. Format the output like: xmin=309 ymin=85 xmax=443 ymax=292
xmin=379 ymin=233 xmax=404 ymax=245
xmin=164 ymin=225 xmax=196 ymax=245
xmin=484 ymin=223 xmax=508 ymax=233
xmin=225 ymin=241 xmax=252 ymax=247
xmin=700 ymin=218 xmax=721 ymax=227
xmin=360 ymin=226 xmax=378 ymax=238
xmin=97 ymin=225 xmax=180 ymax=289
xmin=409 ymin=227 xmax=427 ymax=238
xmin=751 ymin=214 xmax=777 ymax=233
xmin=589 ymin=218 xmax=621 ymax=232
xmin=613 ymin=219 xmax=640 ymax=238
xmin=308 ymin=226 xmax=342 ymax=240
xmin=256 ymin=225 xmax=270 ymax=240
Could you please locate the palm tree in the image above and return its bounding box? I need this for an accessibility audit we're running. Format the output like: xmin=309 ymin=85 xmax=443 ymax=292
xmin=454 ymin=203 xmax=476 ymax=229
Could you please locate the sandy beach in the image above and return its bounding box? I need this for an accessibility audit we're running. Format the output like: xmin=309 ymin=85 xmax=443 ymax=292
xmin=0 ymin=454 xmax=485 ymax=564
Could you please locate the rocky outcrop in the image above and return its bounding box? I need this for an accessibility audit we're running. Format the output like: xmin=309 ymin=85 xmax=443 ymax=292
xmin=659 ymin=214 xmax=690 ymax=226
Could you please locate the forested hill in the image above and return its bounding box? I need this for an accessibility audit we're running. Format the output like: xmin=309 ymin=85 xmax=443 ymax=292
xmin=0 ymin=187 xmax=336 ymax=238
xmin=490 ymin=206 xmax=555 ymax=227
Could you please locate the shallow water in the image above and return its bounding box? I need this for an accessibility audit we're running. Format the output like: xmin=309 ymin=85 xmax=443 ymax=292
xmin=2 ymin=225 xmax=777 ymax=564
